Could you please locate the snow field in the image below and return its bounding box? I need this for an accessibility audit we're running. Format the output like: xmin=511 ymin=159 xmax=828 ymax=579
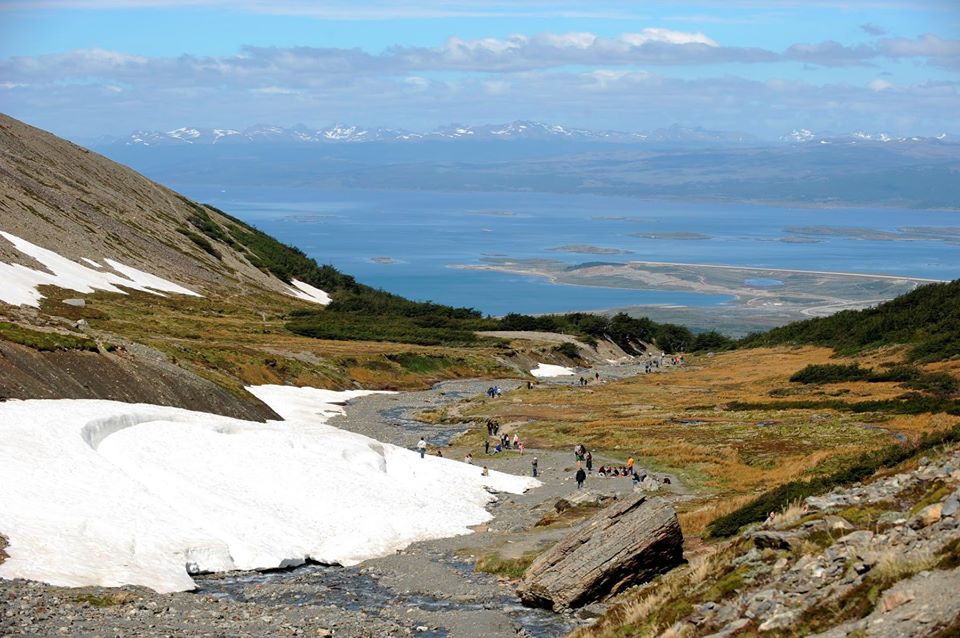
xmin=0 ymin=386 xmax=538 ymax=593
xmin=530 ymin=363 xmax=576 ymax=378
xmin=286 ymin=279 xmax=332 ymax=305
xmin=0 ymin=231 xmax=201 ymax=307
xmin=0 ymin=231 xmax=331 ymax=308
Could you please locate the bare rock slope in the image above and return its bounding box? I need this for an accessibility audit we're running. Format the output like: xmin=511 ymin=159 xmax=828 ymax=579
xmin=0 ymin=113 xmax=294 ymax=297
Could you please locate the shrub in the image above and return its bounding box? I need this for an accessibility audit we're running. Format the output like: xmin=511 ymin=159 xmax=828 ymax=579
xmin=552 ymin=341 xmax=581 ymax=360
xmin=739 ymin=279 xmax=960 ymax=362
xmin=790 ymin=363 xmax=872 ymax=384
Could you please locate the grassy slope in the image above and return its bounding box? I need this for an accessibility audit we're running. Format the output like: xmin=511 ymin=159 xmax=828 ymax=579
xmin=739 ymin=279 xmax=960 ymax=362
xmin=442 ymin=346 xmax=959 ymax=538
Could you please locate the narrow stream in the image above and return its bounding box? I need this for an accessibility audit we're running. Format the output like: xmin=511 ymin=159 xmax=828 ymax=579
xmin=194 ymin=561 xmax=579 ymax=638
xmin=188 ymin=377 xmax=588 ymax=637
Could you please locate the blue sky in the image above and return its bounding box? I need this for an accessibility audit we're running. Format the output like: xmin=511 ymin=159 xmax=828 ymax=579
xmin=1 ymin=0 xmax=958 ymax=139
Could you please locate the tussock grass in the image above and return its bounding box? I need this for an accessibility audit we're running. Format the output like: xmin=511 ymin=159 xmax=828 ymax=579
xmin=474 ymin=551 xmax=541 ymax=579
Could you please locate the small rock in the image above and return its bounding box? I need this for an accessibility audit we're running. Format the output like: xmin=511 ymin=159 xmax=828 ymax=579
xmin=824 ymin=515 xmax=854 ymax=532
xmin=881 ymin=589 xmax=915 ymax=612
xmin=702 ymin=617 xmax=750 ymax=638
xmin=942 ymin=494 xmax=959 ymax=518
xmin=758 ymin=610 xmax=797 ymax=631
xmin=911 ymin=504 xmax=943 ymax=528
xmin=877 ymin=511 xmax=909 ymax=527
xmin=751 ymin=531 xmax=800 ymax=551
xmin=837 ymin=530 xmax=874 ymax=546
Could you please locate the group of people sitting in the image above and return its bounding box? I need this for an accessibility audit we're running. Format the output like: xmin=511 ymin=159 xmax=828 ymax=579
xmin=488 ymin=431 xmax=523 ymax=454
xmin=596 ymin=465 xmax=639 ymax=478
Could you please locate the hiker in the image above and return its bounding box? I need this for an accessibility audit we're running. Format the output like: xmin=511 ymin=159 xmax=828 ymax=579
xmin=585 ymin=451 xmax=593 ymax=472
xmin=484 ymin=439 xmax=490 ymax=454
xmin=531 ymin=457 xmax=538 ymax=477
xmin=417 ymin=438 xmax=427 ymax=459
xmin=435 ymin=449 xmax=443 ymax=458
xmin=632 ymin=471 xmax=640 ymax=487
xmin=494 ymin=442 xmax=502 ymax=454
xmin=512 ymin=433 xmax=519 ymax=448
xmin=464 ymin=452 xmax=473 ymax=464
xmin=493 ymin=421 xmax=500 ymax=436
xmin=527 ymin=380 xmax=534 ymax=389
xmin=481 ymin=466 xmax=489 ymax=476
xmin=576 ymin=467 xmax=587 ymax=489
xmin=626 ymin=456 xmax=635 ymax=473
xmin=518 ymin=441 xmax=524 ymax=455
xmin=597 ymin=465 xmax=607 ymax=477
xmin=595 ymin=371 xmax=600 ymax=382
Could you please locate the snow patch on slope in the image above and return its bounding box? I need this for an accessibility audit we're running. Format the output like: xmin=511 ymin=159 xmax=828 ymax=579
xmin=287 ymin=279 xmax=331 ymax=305
xmin=530 ymin=363 xmax=576 ymax=378
xmin=0 ymin=387 xmax=538 ymax=593
xmin=0 ymin=231 xmax=201 ymax=307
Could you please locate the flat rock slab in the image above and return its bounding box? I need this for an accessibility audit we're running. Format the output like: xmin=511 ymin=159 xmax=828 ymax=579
xmin=516 ymin=494 xmax=683 ymax=610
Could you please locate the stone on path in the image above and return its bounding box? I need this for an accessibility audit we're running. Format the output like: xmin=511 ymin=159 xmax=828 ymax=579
xmin=516 ymin=494 xmax=683 ymax=610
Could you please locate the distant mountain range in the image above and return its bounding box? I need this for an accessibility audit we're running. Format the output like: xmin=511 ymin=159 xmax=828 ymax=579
xmin=96 ymin=121 xmax=951 ymax=147
xmin=780 ymin=128 xmax=950 ymax=145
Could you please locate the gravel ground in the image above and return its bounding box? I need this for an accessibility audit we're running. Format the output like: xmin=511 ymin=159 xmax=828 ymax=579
xmin=1 ymin=362 xmax=686 ymax=638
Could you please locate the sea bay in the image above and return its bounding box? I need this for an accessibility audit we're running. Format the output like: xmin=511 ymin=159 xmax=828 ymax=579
xmin=183 ymin=186 xmax=960 ymax=317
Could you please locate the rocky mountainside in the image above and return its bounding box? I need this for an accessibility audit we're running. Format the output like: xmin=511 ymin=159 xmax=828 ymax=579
xmin=0 ymin=113 xmax=315 ymax=298
xmin=579 ymin=445 xmax=960 ymax=638
xmin=0 ymin=113 xmax=363 ymax=416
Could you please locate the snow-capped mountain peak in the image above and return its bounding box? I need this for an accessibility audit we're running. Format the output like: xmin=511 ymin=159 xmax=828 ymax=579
xmin=784 ymin=128 xmax=816 ymax=142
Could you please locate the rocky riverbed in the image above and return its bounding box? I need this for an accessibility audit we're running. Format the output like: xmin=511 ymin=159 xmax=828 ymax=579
xmin=1 ymin=362 xmax=686 ymax=638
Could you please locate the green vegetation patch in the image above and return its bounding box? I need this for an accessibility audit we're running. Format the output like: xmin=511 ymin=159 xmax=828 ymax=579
xmin=474 ymin=551 xmax=541 ymax=579
xmin=385 ymin=353 xmax=459 ymax=374
xmin=790 ymin=363 xmax=872 ymax=384
xmin=0 ymin=322 xmax=100 ymax=352
xmin=552 ymin=341 xmax=581 ymax=360
xmin=726 ymin=395 xmax=960 ymax=416
xmin=740 ymin=279 xmax=960 ymax=362
xmin=498 ymin=311 xmax=734 ymax=354
xmin=790 ymin=363 xmax=958 ymax=397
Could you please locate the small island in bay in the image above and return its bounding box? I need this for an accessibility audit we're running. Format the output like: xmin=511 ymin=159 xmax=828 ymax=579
xmin=546 ymin=244 xmax=634 ymax=255
xmin=629 ymin=231 xmax=710 ymax=240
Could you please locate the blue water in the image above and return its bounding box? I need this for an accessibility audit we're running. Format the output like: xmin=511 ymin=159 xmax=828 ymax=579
xmin=183 ymin=186 xmax=960 ymax=316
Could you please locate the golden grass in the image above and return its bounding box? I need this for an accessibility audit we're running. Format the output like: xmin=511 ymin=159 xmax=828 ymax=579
xmin=571 ymin=544 xmax=733 ymax=638
xmin=677 ymin=494 xmax=757 ymax=538
xmin=452 ymin=346 xmax=959 ymax=533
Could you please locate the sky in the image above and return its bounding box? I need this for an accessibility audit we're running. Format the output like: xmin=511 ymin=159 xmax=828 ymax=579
xmin=0 ymin=0 xmax=958 ymax=141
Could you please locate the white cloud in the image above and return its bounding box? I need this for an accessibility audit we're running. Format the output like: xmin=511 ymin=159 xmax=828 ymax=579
xmin=250 ymin=86 xmax=301 ymax=95
xmin=620 ymin=28 xmax=718 ymax=47
xmin=869 ymin=78 xmax=893 ymax=91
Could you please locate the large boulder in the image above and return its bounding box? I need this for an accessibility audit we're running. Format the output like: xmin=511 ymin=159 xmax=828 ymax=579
xmin=517 ymin=495 xmax=683 ymax=610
